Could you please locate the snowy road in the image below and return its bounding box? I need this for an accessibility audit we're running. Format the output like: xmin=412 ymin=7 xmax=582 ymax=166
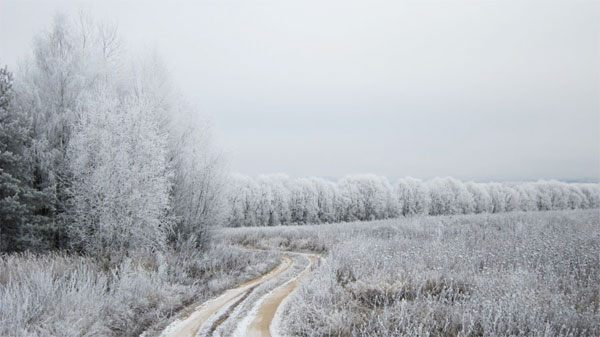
xmin=158 ymin=251 xmax=319 ymax=337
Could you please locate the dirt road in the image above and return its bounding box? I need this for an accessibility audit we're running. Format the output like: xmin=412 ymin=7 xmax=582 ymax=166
xmin=158 ymin=251 xmax=319 ymax=337
xmin=244 ymin=255 xmax=318 ymax=337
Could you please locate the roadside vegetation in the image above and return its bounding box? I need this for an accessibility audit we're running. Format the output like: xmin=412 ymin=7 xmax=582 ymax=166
xmin=0 ymin=244 xmax=279 ymax=337
xmin=221 ymin=209 xmax=600 ymax=337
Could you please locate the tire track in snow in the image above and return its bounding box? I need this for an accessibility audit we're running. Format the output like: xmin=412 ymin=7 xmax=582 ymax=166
xmin=206 ymin=284 xmax=258 ymax=336
xmin=234 ymin=253 xmax=320 ymax=337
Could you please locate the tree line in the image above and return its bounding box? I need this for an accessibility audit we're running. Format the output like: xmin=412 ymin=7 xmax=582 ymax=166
xmin=224 ymin=174 xmax=600 ymax=227
xmin=0 ymin=14 xmax=224 ymax=261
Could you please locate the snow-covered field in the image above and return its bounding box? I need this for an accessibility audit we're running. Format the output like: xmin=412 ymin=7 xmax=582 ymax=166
xmin=220 ymin=209 xmax=600 ymax=336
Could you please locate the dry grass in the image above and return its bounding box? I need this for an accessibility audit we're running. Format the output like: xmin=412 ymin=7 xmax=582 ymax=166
xmin=0 ymin=244 xmax=279 ymax=337
xmin=219 ymin=209 xmax=600 ymax=337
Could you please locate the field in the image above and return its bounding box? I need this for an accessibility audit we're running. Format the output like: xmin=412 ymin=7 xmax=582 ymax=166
xmin=219 ymin=209 xmax=600 ymax=337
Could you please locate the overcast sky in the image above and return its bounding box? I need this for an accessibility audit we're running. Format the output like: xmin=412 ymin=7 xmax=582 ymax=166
xmin=1 ymin=0 xmax=598 ymax=182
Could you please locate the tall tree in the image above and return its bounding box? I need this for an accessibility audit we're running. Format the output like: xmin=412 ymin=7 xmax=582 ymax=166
xmin=67 ymin=87 xmax=171 ymax=262
xmin=0 ymin=66 xmax=52 ymax=252
xmin=16 ymin=14 xmax=121 ymax=249
xmin=128 ymin=54 xmax=226 ymax=249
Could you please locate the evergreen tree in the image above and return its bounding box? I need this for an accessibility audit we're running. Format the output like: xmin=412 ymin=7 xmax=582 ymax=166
xmin=0 ymin=66 xmax=52 ymax=252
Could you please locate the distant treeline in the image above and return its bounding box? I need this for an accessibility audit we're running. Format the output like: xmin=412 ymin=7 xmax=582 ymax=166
xmin=224 ymin=174 xmax=600 ymax=227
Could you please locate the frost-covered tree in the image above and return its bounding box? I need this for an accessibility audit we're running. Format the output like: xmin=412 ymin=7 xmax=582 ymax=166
xmin=253 ymin=178 xmax=272 ymax=226
xmin=504 ymin=185 xmax=521 ymax=212
xmin=486 ymin=183 xmax=520 ymax=213
xmin=0 ymin=66 xmax=54 ymax=252
xmin=547 ymin=180 xmax=570 ymax=210
xmin=466 ymin=182 xmax=492 ymax=214
xmin=226 ymin=174 xmax=261 ymax=227
xmin=532 ymin=181 xmax=552 ymax=211
xmin=288 ymin=178 xmax=320 ymax=224
xmin=15 ymin=14 xmax=121 ymax=249
xmin=339 ymin=174 xmax=394 ymax=221
xmin=427 ymin=177 xmax=474 ymax=215
xmin=255 ymin=174 xmax=292 ymax=226
xmin=310 ymin=177 xmax=339 ymax=223
xmin=224 ymin=175 xmax=246 ymax=227
xmin=428 ymin=178 xmax=456 ymax=215
xmin=577 ymin=183 xmax=600 ymax=209
xmin=130 ymin=57 xmax=226 ymax=249
xmin=67 ymin=87 xmax=171 ymax=262
xmin=515 ymin=183 xmax=539 ymax=211
xmin=269 ymin=174 xmax=292 ymax=225
xmin=396 ymin=177 xmax=431 ymax=216
xmin=486 ymin=183 xmax=510 ymax=213
xmin=565 ymin=184 xmax=586 ymax=209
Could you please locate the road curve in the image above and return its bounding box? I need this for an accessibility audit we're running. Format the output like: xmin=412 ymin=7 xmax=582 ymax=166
xmin=244 ymin=254 xmax=318 ymax=337
xmin=159 ymin=255 xmax=293 ymax=337
xmin=158 ymin=251 xmax=319 ymax=337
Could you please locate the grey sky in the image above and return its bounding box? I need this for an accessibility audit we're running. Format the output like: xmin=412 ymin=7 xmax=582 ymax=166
xmin=1 ymin=0 xmax=598 ymax=181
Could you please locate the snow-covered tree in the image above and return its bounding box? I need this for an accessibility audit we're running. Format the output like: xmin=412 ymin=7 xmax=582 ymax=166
xmin=269 ymin=174 xmax=293 ymax=225
xmin=15 ymin=14 xmax=122 ymax=249
xmin=339 ymin=174 xmax=394 ymax=221
xmin=486 ymin=183 xmax=520 ymax=213
xmin=131 ymin=58 xmax=226 ymax=249
xmin=396 ymin=177 xmax=431 ymax=216
xmin=67 ymin=87 xmax=171 ymax=262
xmin=427 ymin=177 xmax=474 ymax=215
xmin=465 ymin=182 xmax=492 ymax=214
xmin=255 ymin=174 xmax=292 ymax=226
xmin=226 ymin=174 xmax=261 ymax=227
xmin=577 ymin=183 xmax=600 ymax=209
xmin=547 ymin=180 xmax=570 ymax=210
xmin=310 ymin=177 xmax=339 ymax=223
xmin=288 ymin=178 xmax=319 ymax=224
xmin=503 ymin=185 xmax=521 ymax=212
xmin=515 ymin=183 xmax=538 ymax=211
xmin=565 ymin=184 xmax=586 ymax=209
xmin=0 ymin=66 xmax=54 ymax=252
